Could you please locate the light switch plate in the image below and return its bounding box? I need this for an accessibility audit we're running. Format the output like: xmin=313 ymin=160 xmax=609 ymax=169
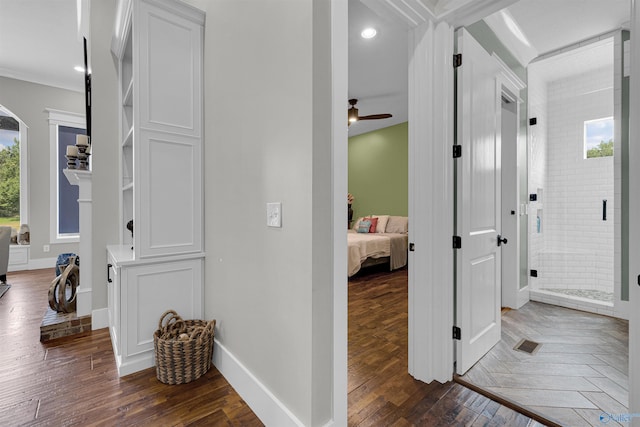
xmin=267 ymin=202 xmax=282 ymax=227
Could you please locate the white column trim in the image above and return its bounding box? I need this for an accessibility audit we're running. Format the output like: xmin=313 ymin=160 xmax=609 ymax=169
xmin=408 ymin=19 xmax=454 ymax=383
xmin=331 ymin=0 xmax=348 ymax=424
xmin=63 ymin=169 xmax=92 ymax=317
xmin=627 ymin=0 xmax=640 ymax=423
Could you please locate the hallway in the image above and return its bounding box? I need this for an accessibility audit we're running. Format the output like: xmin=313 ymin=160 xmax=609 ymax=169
xmin=460 ymin=301 xmax=628 ymax=426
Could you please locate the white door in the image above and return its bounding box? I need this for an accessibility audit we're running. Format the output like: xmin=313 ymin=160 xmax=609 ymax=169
xmin=455 ymin=28 xmax=502 ymax=375
xmin=501 ymin=94 xmax=519 ymax=308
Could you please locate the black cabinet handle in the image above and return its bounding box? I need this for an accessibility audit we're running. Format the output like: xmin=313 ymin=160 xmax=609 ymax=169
xmin=603 ymin=199 xmax=607 ymax=221
xmin=497 ymin=234 xmax=508 ymax=246
xmin=107 ymin=263 xmax=113 ymax=283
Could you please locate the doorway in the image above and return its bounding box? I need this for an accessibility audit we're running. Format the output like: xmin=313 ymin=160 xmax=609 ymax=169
xmin=527 ymin=36 xmax=624 ymax=318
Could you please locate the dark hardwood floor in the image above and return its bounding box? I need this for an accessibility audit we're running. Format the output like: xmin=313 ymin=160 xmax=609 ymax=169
xmin=348 ymin=267 xmax=542 ymax=426
xmin=0 ymin=268 xmax=262 ymax=426
xmin=1 ymin=267 xmax=541 ymax=426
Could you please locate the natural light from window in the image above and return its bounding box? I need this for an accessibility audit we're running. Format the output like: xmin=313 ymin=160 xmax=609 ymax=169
xmin=0 ymin=107 xmax=20 ymax=231
xmin=584 ymin=117 xmax=614 ymax=159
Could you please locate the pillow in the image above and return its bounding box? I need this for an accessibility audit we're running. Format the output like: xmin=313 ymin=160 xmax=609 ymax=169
xmin=364 ymin=217 xmax=379 ymax=233
xmin=352 ymin=217 xmax=364 ymax=231
xmin=386 ymin=216 xmax=408 ymax=234
xmin=357 ymin=220 xmax=371 ymax=233
xmin=372 ymin=215 xmax=389 ymax=233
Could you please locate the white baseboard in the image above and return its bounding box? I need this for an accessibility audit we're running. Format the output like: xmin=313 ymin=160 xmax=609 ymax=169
xmin=92 ymin=307 xmax=109 ymax=330
xmin=212 ymin=338 xmax=305 ymax=427
xmin=516 ymin=286 xmax=530 ymax=309
xmin=27 ymin=256 xmax=58 ymax=271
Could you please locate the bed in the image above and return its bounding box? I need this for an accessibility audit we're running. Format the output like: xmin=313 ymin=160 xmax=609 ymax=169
xmin=348 ymin=215 xmax=409 ymax=277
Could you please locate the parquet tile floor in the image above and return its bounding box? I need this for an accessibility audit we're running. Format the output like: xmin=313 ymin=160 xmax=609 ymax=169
xmin=1 ymin=267 xmax=544 ymax=426
xmin=348 ymin=267 xmax=542 ymax=426
xmin=0 ymin=268 xmax=262 ymax=426
xmin=461 ymin=300 xmax=629 ymax=426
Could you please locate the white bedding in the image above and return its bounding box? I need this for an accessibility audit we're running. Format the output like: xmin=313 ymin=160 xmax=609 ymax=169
xmin=347 ymin=230 xmax=408 ymax=277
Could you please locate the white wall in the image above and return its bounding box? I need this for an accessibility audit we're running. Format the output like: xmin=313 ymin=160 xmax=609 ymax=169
xmin=90 ymin=0 xmax=120 ymax=312
xmin=541 ymin=67 xmax=614 ymax=293
xmin=0 ymin=76 xmax=83 ymax=261
xmin=197 ymin=0 xmax=334 ymax=425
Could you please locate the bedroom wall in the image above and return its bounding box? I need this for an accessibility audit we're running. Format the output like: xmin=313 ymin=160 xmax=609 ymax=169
xmin=194 ymin=0 xmax=334 ymax=425
xmin=348 ymin=121 xmax=408 ymax=220
xmin=0 ymin=76 xmax=83 ymax=262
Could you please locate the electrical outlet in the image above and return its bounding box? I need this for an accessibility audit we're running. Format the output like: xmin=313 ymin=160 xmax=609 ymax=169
xmin=267 ymin=202 xmax=282 ymax=228
xmin=43 ymin=244 xmax=50 ymax=253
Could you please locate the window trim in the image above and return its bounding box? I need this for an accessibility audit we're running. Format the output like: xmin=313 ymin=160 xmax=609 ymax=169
xmin=47 ymin=109 xmax=86 ymax=244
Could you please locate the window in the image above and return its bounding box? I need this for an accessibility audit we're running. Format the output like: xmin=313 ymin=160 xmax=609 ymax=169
xmin=0 ymin=105 xmax=28 ymax=235
xmin=48 ymin=109 xmax=86 ymax=243
xmin=584 ymin=117 xmax=614 ymax=158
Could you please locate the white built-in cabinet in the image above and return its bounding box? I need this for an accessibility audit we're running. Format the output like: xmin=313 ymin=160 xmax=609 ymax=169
xmin=108 ymin=0 xmax=205 ymax=377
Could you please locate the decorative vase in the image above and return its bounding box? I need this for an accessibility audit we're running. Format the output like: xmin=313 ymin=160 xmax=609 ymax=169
xmin=18 ymin=224 xmax=30 ymax=245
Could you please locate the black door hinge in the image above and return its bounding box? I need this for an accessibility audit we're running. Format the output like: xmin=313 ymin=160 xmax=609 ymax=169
xmin=530 ymin=269 xmax=538 ymax=277
xmin=453 ymin=145 xmax=462 ymax=158
xmin=453 ymin=236 xmax=461 ymax=249
xmin=453 ymin=54 xmax=462 ymax=68
xmin=529 ymin=117 xmax=537 ymax=126
xmin=409 ymin=242 xmax=415 ymax=252
xmin=453 ymin=326 xmax=461 ymax=340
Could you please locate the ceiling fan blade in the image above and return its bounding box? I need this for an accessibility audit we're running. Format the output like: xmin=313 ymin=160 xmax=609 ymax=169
xmin=358 ymin=114 xmax=392 ymax=120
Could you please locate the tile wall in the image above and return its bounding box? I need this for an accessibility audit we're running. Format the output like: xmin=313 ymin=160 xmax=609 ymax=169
xmin=529 ymin=65 xmax=615 ymax=295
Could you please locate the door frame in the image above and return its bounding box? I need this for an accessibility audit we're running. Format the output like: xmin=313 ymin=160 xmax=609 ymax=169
xmin=495 ymin=55 xmax=528 ymax=309
xmin=331 ymin=1 xmax=640 ymax=424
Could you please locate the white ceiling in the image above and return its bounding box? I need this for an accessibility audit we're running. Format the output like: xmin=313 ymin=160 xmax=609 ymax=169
xmin=349 ymin=0 xmax=630 ymax=136
xmin=0 ymin=0 xmax=84 ymax=93
xmin=0 ymin=0 xmax=631 ymax=133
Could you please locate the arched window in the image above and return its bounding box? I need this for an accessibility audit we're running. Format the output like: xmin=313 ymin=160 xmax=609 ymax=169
xmin=0 ymin=105 xmax=28 ymax=235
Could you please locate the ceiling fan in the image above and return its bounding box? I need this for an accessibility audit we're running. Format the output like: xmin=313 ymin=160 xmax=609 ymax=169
xmin=348 ymin=98 xmax=392 ymax=126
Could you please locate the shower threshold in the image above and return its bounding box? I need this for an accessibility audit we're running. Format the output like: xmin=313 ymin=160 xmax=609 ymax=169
xmin=539 ymin=288 xmax=613 ymax=303
xmin=530 ymin=288 xmax=616 ymax=318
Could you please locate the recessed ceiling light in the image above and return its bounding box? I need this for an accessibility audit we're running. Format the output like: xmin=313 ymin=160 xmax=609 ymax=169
xmin=74 ymin=66 xmax=85 ymax=72
xmin=361 ymin=28 xmax=377 ymax=39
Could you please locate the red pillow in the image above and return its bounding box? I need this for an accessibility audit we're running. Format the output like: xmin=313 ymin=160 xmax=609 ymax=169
xmin=365 ymin=217 xmax=378 ymax=233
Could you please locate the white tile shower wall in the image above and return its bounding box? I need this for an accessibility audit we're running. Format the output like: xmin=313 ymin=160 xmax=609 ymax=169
xmin=527 ymin=70 xmax=547 ymax=289
xmin=543 ymin=66 xmax=614 ymax=293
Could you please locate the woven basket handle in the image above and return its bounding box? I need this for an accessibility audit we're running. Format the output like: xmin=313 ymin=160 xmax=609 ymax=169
xmin=158 ymin=310 xmax=182 ymax=331
xmin=189 ymin=319 xmax=216 ymax=343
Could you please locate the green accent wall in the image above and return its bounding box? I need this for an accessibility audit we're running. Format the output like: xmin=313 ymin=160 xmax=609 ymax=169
xmin=348 ymin=122 xmax=408 ymax=220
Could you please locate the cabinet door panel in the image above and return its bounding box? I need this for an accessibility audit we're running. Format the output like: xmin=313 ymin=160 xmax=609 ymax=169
xmin=137 ymin=1 xmax=202 ymax=137
xmin=137 ymin=130 xmax=202 ymax=257
xmin=124 ymin=259 xmax=203 ymax=357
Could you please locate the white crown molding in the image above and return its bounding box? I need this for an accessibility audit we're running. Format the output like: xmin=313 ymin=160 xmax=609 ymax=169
xmin=361 ymin=0 xmax=519 ymax=28
xmin=484 ymin=11 xmax=538 ymax=67
xmin=0 ymin=69 xmax=83 ymax=94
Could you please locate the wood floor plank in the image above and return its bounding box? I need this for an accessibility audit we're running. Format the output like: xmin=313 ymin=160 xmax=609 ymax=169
xmin=347 ymin=267 xmax=539 ymax=426
xmin=0 ymin=268 xmax=263 ymax=426
xmin=4 ymin=265 xmax=540 ymax=426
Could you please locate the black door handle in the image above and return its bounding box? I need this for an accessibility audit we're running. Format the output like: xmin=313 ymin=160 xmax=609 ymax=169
xmin=497 ymin=234 xmax=508 ymax=247
xmin=107 ymin=263 xmax=113 ymax=283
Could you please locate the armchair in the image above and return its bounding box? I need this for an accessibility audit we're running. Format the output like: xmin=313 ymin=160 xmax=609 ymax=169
xmin=0 ymin=226 xmax=11 ymax=284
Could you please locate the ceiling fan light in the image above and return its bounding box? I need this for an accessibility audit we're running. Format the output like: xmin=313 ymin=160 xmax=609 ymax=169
xmin=348 ymin=107 xmax=358 ymax=122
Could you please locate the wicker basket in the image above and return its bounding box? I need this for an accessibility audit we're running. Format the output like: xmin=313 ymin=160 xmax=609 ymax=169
xmin=153 ymin=310 xmax=216 ymax=385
